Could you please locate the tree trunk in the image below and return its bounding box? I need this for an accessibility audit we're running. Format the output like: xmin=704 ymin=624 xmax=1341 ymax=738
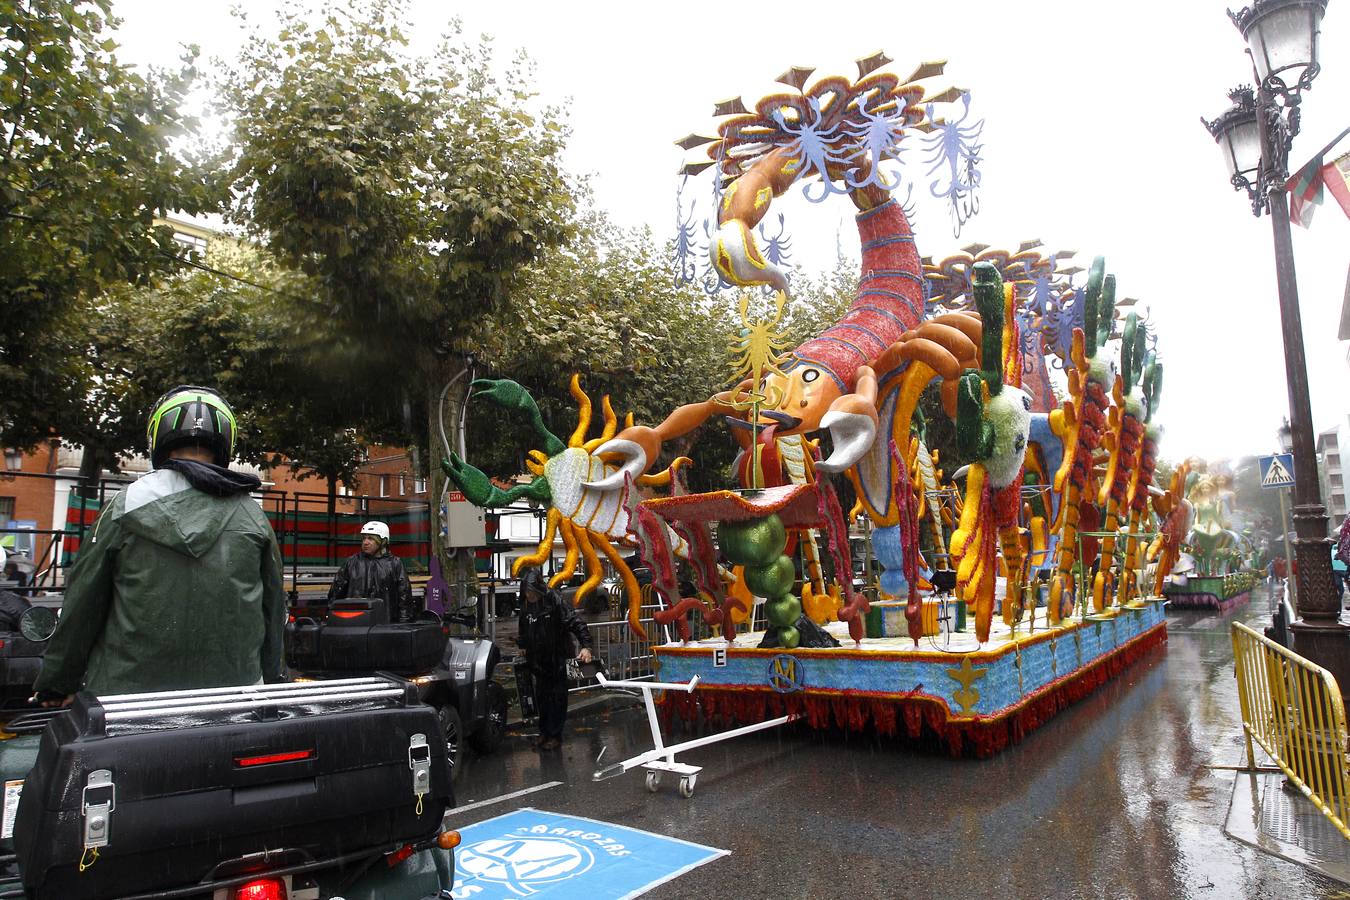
xmin=426 ymin=352 xmax=478 ymax=615
xmin=326 ymin=472 xmax=338 ymax=566
xmin=76 ymin=444 xmax=106 ymax=501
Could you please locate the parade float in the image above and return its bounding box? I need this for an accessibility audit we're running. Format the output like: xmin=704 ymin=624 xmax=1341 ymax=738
xmin=445 ymin=54 xmax=1185 ymax=758
xmin=1160 ymin=466 xmax=1259 ymax=611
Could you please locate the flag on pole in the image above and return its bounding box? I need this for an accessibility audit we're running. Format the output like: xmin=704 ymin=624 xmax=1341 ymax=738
xmin=1287 ymin=154 xmax=1325 ymax=227
xmin=1323 ymin=152 xmax=1350 ymax=220
xmin=1286 ymin=150 xmax=1350 ymax=228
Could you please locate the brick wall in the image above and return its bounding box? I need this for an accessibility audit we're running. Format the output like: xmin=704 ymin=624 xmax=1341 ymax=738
xmin=0 ymin=443 xmax=60 ymax=536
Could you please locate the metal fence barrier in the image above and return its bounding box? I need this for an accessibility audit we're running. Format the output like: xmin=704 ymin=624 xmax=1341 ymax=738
xmin=567 ymin=599 xmax=663 ymax=692
xmin=561 ymin=581 xmax=770 ymax=693
xmin=1231 ymin=620 xmax=1350 ymax=839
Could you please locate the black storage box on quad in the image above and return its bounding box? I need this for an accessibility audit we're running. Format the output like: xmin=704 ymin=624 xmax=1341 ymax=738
xmin=0 ymin=634 xmax=45 ymax=708
xmin=0 ymin=591 xmax=44 ymax=708
xmin=12 ymin=676 xmax=453 ymax=900
xmin=286 ymin=598 xmax=448 ymax=675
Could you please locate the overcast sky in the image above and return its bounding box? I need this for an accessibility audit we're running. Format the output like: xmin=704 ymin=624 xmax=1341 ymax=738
xmin=110 ymin=1 xmax=1350 ymax=465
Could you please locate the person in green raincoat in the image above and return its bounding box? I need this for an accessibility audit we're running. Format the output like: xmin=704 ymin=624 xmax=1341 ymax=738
xmin=32 ymin=386 xmax=285 ymax=704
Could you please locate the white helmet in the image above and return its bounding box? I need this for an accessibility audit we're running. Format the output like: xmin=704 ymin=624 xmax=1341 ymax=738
xmin=359 ymin=521 xmax=390 ymax=542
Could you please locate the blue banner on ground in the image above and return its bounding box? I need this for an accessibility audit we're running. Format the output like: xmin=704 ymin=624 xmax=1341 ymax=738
xmin=449 ymin=808 xmax=727 ymax=899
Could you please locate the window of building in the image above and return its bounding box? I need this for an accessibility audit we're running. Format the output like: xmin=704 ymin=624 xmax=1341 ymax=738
xmin=171 ymin=231 xmax=208 ymax=256
xmin=399 ymin=473 xmax=406 ymax=496
xmin=1332 ymin=474 xmax=1344 ymax=487
xmin=0 ymin=497 xmax=13 ymax=523
xmin=379 ymin=475 xmax=388 ymax=498
xmin=414 ymin=476 xmax=427 ymax=494
xmin=1329 ymin=453 xmax=1341 ymax=468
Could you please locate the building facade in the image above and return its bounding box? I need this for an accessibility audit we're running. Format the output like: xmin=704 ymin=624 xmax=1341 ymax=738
xmin=1317 ymin=419 xmax=1349 ymax=525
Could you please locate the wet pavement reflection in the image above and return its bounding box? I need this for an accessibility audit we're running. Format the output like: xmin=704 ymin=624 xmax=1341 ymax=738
xmin=450 ymin=588 xmax=1343 ymax=899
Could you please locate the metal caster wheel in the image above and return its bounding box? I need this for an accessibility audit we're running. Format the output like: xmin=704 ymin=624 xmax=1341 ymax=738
xmin=678 ymin=775 xmax=696 ymax=798
xmin=645 ymin=771 xmax=660 ymax=793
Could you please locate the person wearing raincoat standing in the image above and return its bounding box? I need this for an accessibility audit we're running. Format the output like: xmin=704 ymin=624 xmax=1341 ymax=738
xmin=328 ymin=521 xmax=418 ymax=622
xmin=33 ymin=386 xmax=286 ymax=704
xmin=516 ymin=567 xmax=593 ymax=750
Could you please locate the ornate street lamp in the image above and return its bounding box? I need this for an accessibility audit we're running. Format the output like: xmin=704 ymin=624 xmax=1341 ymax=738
xmin=1231 ymin=0 xmax=1327 ymax=95
xmin=1202 ymin=0 xmax=1346 ymax=683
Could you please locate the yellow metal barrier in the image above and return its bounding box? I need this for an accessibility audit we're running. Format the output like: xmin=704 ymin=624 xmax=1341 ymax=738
xmin=1231 ymin=621 xmax=1350 ymax=839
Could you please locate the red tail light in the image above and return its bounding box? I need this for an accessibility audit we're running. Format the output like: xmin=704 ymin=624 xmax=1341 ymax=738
xmin=235 ymin=878 xmax=285 ymax=900
xmin=332 ymin=610 xmax=365 ymax=619
xmin=386 ymin=843 xmax=415 ymax=867
xmin=234 ymin=749 xmax=314 ymax=768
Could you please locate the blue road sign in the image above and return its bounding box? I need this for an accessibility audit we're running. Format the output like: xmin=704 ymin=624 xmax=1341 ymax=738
xmin=1259 ymin=454 xmax=1296 ymax=490
xmin=451 ymin=808 xmax=727 ymax=898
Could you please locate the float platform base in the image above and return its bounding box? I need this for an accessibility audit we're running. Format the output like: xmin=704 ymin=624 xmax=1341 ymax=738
xmin=654 ymin=600 xmax=1167 ymax=758
xmin=1164 ymin=590 xmax=1251 ymax=613
xmin=1164 ymin=574 xmax=1258 ymax=613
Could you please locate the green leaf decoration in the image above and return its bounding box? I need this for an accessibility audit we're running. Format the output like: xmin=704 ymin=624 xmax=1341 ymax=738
xmin=971 ymin=261 xmax=1005 ymax=397
xmin=1098 ymin=274 xmax=1117 ymax=353
xmin=1143 ymin=360 xmax=1163 ymax=423
xmin=1083 ymin=257 xmax=1105 ymax=359
xmin=1120 ymin=312 xmax=1139 ymax=390
xmin=955 ymin=370 xmax=995 ymax=461
xmin=1133 ymin=320 xmax=1148 ymax=390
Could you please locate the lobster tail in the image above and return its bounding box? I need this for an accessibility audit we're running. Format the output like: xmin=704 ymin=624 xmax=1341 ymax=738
xmin=791 ymin=199 xmax=926 ymax=390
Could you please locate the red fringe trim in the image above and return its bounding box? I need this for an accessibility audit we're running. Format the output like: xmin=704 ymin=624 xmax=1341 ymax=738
xmin=659 ymin=623 xmax=1167 ymax=759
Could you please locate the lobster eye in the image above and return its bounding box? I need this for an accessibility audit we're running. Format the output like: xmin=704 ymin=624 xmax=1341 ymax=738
xmin=801 ymin=369 xmax=820 ymax=384
xmin=1015 ymin=434 xmax=1026 ymax=452
xmin=1022 ymin=395 xmax=1032 ymax=411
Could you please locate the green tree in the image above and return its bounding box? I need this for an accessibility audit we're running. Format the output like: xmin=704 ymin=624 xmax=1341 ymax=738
xmin=51 ymin=234 xmax=411 ymax=515
xmin=218 ymin=1 xmax=575 ymax=600
xmin=465 ymin=214 xmax=738 ymax=491
xmin=0 ymin=0 xmax=211 ymax=464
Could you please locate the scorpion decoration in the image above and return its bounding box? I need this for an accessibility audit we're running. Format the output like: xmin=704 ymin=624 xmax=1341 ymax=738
xmin=441 ymin=377 xmax=694 ymax=639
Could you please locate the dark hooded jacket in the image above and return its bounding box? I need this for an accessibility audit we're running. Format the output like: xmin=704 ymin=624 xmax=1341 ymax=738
xmin=34 ymin=460 xmax=285 ymax=696
xmin=328 ymin=548 xmax=416 ymax=622
xmin=516 ymin=570 xmax=591 ymax=676
xmin=0 ymin=590 xmax=30 ymax=633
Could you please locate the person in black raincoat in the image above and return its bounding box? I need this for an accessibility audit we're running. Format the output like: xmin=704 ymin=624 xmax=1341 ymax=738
xmin=328 ymin=521 xmax=417 ymax=622
xmin=516 ymin=567 xmax=592 ymax=750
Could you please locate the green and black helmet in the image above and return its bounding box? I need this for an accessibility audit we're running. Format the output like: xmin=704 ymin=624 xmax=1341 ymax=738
xmin=146 ymin=385 xmax=237 ymax=468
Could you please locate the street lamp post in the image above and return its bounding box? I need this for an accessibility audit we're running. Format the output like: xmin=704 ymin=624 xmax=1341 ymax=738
xmin=1202 ymin=0 xmax=1348 ymax=684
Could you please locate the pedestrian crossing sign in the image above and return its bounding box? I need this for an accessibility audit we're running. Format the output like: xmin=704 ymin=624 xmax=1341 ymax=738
xmin=1259 ymin=454 xmax=1296 ymax=489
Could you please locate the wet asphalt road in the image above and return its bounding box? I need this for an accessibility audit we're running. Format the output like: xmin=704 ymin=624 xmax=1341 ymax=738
xmin=450 ymin=589 xmax=1342 ymax=899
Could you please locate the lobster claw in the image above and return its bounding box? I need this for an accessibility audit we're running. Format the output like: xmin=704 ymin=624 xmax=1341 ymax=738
xmin=710 ymin=220 xmax=790 ymax=292
xmin=814 ymin=365 xmax=879 ymax=475
xmin=442 ymin=453 xmax=497 ymax=506
xmin=815 ymin=410 xmax=877 ymax=474
xmin=582 ymin=438 xmax=648 ymax=492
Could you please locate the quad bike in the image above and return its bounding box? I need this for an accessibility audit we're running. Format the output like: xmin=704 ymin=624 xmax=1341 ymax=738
xmin=285 ymin=598 xmax=508 ymax=780
xmin=0 ymin=608 xmax=461 ymax=900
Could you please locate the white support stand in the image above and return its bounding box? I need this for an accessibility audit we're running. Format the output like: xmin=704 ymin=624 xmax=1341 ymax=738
xmin=591 ymin=672 xmax=795 ymax=798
